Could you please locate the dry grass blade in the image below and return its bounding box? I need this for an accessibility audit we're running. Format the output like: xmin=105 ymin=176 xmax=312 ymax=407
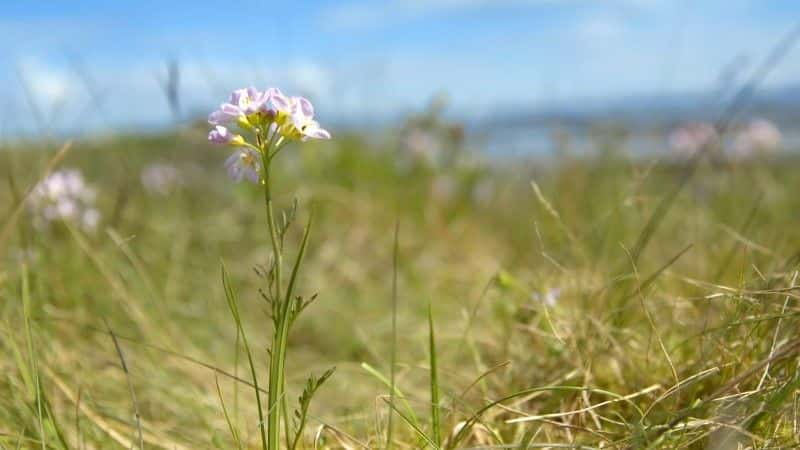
xmin=45 ymin=368 xmax=189 ymax=450
xmin=0 ymin=140 xmax=71 ymax=254
xmin=103 ymin=319 xmax=144 ymax=450
xmin=505 ymin=385 xmax=660 ymax=424
xmin=386 ymin=220 xmax=400 ymax=450
xmin=643 ymin=367 xmax=721 ymax=418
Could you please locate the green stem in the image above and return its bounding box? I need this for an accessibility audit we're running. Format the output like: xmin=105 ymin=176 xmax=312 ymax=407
xmin=263 ymin=139 xmax=286 ymax=450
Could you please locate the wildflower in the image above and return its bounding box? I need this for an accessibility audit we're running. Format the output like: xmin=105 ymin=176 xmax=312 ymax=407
xmin=668 ymin=122 xmax=718 ymax=155
xmin=732 ymin=118 xmax=782 ymax=157
xmin=208 ymin=125 xmax=245 ymax=146
xmin=29 ymin=169 xmax=100 ymax=232
xmin=231 ymin=87 xmax=266 ymax=115
xmin=532 ymin=288 xmax=561 ymax=307
xmin=208 ymin=105 xmax=240 ymax=126
xmin=224 ymin=148 xmax=261 ymax=183
xmin=279 ymin=96 xmax=331 ymax=141
xmin=141 ymin=163 xmax=183 ymax=195
xmin=206 ymin=86 xmax=332 ymax=450
xmin=402 ymin=129 xmax=440 ymax=166
xmin=82 ymin=208 xmax=101 ymax=230
xmin=260 ymin=87 xmax=291 ymax=115
xmin=208 ymin=87 xmax=267 ymax=125
xmin=208 ymin=87 xmax=329 ymax=188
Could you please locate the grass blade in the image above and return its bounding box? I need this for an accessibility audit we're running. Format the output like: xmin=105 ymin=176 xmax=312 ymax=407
xmin=386 ymin=221 xmax=399 ymax=449
xmin=383 ymin=398 xmax=440 ymax=449
xmin=361 ymin=363 xmax=420 ymax=428
xmin=215 ymin=373 xmax=243 ymax=450
xmin=103 ymin=319 xmax=144 ymax=450
xmin=428 ymin=304 xmax=442 ymax=447
xmin=20 ymin=264 xmax=46 ymax=450
xmin=221 ymin=262 xmax=268 ymax=450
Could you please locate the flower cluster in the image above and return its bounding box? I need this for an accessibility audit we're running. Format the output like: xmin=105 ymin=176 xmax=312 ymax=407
xmin=669 ymin=119 xmax=783 ymax=160
xmin=732 ymin=118 xmax=782 ymax=157
xmin=207 ymin=87 xmax=330 ymax=183
xmin=29 ymin=169 xmax=100 ymax=231
xmin=398 ymin=103 xmax=465 ymax=171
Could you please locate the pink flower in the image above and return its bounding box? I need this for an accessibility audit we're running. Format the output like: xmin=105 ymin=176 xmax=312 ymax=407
xmin=29 ymin=169 xmax=101 ymax=232
xmin=208 ymin=87 xmax=267 ymax=125
xmin=259 ymin=88 xmax=291 ymax=115
xmin=282 ymin=96 xmax=330 ymax=141
xmin=668 ymin=123 xmax=718 ymax=155
xmin=224 ymin=148 xmax=261 ymax=183
xmin=732 ymin=118 xmax=782 ymax=157
xmin=208 ymin=125 xmax=243 ymax=146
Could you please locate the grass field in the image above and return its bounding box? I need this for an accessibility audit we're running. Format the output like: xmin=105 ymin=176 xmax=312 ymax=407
xmin=2 ymin=125 xmax=800 ymax=449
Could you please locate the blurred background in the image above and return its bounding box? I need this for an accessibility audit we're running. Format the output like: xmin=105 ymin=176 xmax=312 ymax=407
xmin=3 ymin=0 xmax=800 ymax=155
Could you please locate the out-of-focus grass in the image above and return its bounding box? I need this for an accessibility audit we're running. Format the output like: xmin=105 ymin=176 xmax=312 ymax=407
xmin=1 ymin=126 xmax=799 ymax=448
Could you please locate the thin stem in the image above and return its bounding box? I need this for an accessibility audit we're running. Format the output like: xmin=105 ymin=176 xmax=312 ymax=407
xmin=262 ymin=136 xmax=285 ymax=450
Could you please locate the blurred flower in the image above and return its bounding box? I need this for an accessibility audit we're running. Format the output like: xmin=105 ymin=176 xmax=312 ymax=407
xmin=431 ymin=174 xmax=458 ymax=203
xmin=668 ymin=122 xmax=718 ymax=155
xmin=82 ymin=208 xmax=101 ymax=230
xmin=225 ymin=148 xmax=261 ymax=183
xmin=732 ymin=118 xmax=782 ymax=157
xmin=532 ymin=288 xmax=560 ymax=307
xmin=14 ymin=248 xmax=40 ymax=264
xmin=471 ymin=178 xmax=495 ymax=207
xmin=397 ymin=96 xmax=466 ymax=170
xmin=29 ymin=169 xmax=100 ymax=232
xmin=402 ymin=129 xmax=441 ymax=166
xmin=141 ymin=163 xmax=183 ymax=195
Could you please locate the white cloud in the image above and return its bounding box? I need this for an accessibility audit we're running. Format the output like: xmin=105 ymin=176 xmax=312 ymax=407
xmin=19 ymin=64 xmax=71 ymax=107
xmin=320 ymin=0 xmax=662 ymax=30
xmin=575 ymin=14 xmax=625 ymax=41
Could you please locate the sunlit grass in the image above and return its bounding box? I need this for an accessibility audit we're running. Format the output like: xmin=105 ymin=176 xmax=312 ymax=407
xmin=1 ymin=128 xmax=800 ymax=448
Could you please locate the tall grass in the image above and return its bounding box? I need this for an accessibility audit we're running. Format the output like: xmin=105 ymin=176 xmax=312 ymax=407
xmin=1 ymin=130 xmax=800 ymax=448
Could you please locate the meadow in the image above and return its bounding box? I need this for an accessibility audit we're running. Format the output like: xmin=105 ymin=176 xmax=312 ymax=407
xmin=1 ymin=117 xmax=800 ymax=449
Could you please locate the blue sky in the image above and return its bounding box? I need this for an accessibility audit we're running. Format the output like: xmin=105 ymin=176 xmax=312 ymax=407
xmin=2 ymin=0 xmax=799 ymax=134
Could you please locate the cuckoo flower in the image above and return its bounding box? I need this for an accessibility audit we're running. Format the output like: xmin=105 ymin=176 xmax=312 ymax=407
xmin=208 ymin=125 xmax=244 ymax=146
xmin=668 ymin=122 xmax=718 ymax=155
xmin=732 ymin=118 xmax=782 ymax=156
xmin=533 ymin=288 xmax=561 ymax=307
xmin=208 ymin=87 xmax=266 ymax=125
xmin=259 ymin=87 xmax=291 ymax=116
xmin=224 ymin=148 xmax=261 ymax=183
xmin=279 ymin=96 xmax=330 ymax=141
xmin=207 ymin=86 xmax=333 ymax=450
xmin=208 ymin=88 xmax=329 ymax=146
xmin=29 ymin=169 xmax=100 ymax=232
xmin=141 ymin=163 xmax=183 ymax=195
xmin=232 ymin=87 xmax=261 ymax=112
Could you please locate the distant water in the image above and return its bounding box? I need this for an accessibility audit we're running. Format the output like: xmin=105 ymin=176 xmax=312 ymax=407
xmin=474 ymin=125 xmax=800 ymax=158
